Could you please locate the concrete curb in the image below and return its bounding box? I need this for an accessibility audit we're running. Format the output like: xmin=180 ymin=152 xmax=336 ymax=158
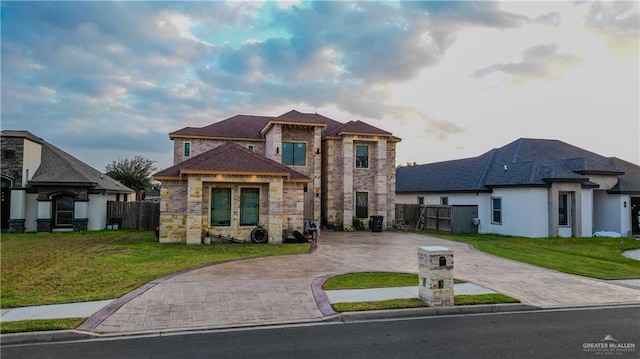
xmin=339 ymin=303 xmax=539 ymax=322
xmin=0 ymin=304 xmax=535 ymax=345
xmin=0 ymin=330 xmax=97 ymax=346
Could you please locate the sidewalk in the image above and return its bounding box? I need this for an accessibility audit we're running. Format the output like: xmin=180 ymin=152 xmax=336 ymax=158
xmin=1 ymin=300 xmax=114 ymax=322
xmin=2 ymin=279 xmax=638 ymax=323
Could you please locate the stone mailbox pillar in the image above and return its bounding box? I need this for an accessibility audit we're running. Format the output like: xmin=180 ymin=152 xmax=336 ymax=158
xmin=418 ymin=246 xmax=454 ymax=306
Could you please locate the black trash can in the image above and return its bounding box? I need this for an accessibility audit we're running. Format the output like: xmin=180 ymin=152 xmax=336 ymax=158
xmin=369 ymin=215 xmax=384 ymax=232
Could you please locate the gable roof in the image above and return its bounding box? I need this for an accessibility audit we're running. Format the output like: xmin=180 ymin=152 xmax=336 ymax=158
xmin=1 ymin=130 xmax=133 ymax=193
xmin=169 ymin=110 xmax=398 ymax=141
xmin=153 ymin=142 xmax=310 ymax=182
xmin=396 ymin=138 xmax=639 ymax=193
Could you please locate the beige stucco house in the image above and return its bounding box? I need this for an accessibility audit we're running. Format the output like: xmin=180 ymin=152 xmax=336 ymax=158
xmin=153 ymin=110 xmax=400 ymax=244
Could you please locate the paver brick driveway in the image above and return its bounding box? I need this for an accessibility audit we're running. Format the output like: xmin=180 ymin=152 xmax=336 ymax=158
xmin=89 ymin=232 xmax=640 ymax=333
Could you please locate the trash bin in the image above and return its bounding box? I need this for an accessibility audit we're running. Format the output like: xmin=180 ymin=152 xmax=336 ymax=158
xmin=369 ymin=215 xmax=384 ymax=232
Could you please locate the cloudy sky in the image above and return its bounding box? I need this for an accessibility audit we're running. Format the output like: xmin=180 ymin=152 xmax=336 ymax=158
xmin=2 ymin=1 xmax=638 ymax=173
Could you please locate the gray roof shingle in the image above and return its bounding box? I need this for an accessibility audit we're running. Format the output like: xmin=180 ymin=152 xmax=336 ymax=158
xmin=1 ymin=131 xmax=134 ymax=193
xmin=396 ymin=138 xmax=639 ymax=193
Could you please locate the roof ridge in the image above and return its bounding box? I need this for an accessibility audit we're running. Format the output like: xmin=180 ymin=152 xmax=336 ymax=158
xmin=477 ymin=149 xmax=497 ymax=189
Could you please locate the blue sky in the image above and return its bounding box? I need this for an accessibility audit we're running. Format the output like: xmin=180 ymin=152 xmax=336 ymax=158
xmin=2 ymin=1 xmax=638 ymax=172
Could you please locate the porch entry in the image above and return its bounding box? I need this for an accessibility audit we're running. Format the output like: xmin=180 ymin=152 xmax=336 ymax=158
xmin=1 ymin=178 xmax=10 ymax=232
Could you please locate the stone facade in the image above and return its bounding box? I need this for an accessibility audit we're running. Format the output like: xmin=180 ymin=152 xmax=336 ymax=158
xmin=158 ymin=112 xmax=399 ymax=243
xmin=418 ymin=246 xmax=454 ymax=307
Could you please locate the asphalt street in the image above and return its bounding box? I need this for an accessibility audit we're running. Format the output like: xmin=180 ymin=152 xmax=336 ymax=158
xmin=3 ymin=306 xmax=638 ymax=359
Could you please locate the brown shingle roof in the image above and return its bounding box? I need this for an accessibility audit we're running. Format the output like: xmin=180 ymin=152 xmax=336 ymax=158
xmin=170 ymin=115 xmax=273 ymax=140
xmin=154 ymin=142 xmax=309 ymax=181
xmin=168 ymin=110 xmax=398 ymax=141
xmin=324 ymin=120 xmax=393 ymax=137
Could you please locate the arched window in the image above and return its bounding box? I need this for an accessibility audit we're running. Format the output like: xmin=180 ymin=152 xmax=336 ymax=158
xmin=54 ymin=195 xmax=74 ymax=227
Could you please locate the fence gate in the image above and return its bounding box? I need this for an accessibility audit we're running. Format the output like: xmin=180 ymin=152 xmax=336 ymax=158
xmin=107 ymin=201 xmax=160 ymax=231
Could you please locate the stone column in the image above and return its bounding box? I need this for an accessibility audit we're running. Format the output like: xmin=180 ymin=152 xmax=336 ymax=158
xmin=186 ymin=176 xmax=203 ymax=245
xmin=376 ymin=139 xmax=388 ymax=228
xmin=342 ymin=136 xmax=354 ymax=228
xmin=418 ymin=246 xmax=454 ymax=307
xmin=267 ymin=179 xmax=283 ymax=244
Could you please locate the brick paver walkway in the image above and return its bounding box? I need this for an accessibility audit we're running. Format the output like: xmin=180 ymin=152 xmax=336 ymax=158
xmin=88 ymin=232 xmax=640 ymax=333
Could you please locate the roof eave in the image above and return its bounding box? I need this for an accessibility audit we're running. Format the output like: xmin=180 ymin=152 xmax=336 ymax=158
xmin=169 ymin=134 xmax=265 ymax=142
xmin=260 ymin=120 xmax=327 ymax=135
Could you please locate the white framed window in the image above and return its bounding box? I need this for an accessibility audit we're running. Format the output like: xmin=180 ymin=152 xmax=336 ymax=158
xmin=184 ymin=142 xmax=191 ymax=158
xmin=54 ymin=195 xmax=74 ymax=227
xmin=355 ymin=145 xmax=369 ymax=168
xmin=559 ymin=192 xmax=570 ymax=226
xmin=491 ymin=197 xmax=502 ymax=224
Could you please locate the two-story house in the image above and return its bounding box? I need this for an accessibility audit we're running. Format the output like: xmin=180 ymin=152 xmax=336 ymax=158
xmin=153 ymin=110 xmax=400 ymax=244
xmin=1 ymin=130 xmax=134 ymax=233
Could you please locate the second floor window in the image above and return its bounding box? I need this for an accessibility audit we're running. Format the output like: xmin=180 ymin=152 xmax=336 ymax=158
xmin=184 ymin=142 xmax=191 ymax=158
xmin=282 ymin=142 xmax=306 ymax=166
xmin=355 ymin=145 xmax=369 ymax=168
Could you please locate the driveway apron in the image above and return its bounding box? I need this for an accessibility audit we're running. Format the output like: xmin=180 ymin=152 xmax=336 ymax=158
xmin=91 ymin=232 xmax=640 ymax=333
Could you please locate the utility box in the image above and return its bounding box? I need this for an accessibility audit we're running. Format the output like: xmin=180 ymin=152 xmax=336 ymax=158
xmin=417 ymin=246 xmax=454 ymax=306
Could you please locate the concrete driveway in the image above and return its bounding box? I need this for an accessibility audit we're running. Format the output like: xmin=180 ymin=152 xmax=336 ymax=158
xmin=83 ymin=232 xmax=640 ymax=333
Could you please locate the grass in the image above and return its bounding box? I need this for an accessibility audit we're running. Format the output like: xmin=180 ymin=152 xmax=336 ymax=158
xmin=325 ymin=272 xmax=521 ymax=312
xmin=323 ymin=272 xmax=465 ymax=290
xmin=0 ymin=318 xmax=86 ymax=334
xmin=0 ymin=230 xmax=309 ymax=308
xmin=416 ymin=231 xmax=640 ymax=280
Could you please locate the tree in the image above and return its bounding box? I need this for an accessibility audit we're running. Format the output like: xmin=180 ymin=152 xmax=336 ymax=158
xmin=105 ymin=156 xmax=157 ymax=200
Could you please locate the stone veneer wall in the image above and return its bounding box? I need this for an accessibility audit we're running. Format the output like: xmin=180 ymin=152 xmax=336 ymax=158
xmin=159 ymin=180 xmax=187 ymax=243
xmin=173 ymin=138 xmax=265 ymax=165
xmin=1 ymin=136 xmax=25 ymax=186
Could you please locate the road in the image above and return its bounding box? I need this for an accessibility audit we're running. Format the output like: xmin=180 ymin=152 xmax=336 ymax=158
xmin=3 ymin=306 xmax=639 ymax=359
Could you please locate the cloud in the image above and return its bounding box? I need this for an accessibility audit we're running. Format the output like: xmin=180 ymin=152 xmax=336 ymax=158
xmin=584 ymin=1 xmax=639 ymax=56
xmin=1 ymin=1 xmax=533 ymax=169
xmin=472 ymin=44 xmax=582 ymax=82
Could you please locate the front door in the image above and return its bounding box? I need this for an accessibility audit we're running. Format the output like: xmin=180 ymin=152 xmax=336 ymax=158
xmin=303 ymin=185 xmax=314 ymax=220
xmin=632 ymin=197 xmax=640 ymax=235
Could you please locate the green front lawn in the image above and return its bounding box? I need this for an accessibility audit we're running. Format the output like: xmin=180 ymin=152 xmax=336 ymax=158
xmin=417 ymin=231 xmax=640 ymax=280
xmin=326 ymin=272 xmax=520 ymax=312
xmin=1 ymin=230 xmax=309 ymax=308
xmin=0 ymin=318 xmax=86 ymax=334
xmin=323 ymin=272 xmax=464 ymax=290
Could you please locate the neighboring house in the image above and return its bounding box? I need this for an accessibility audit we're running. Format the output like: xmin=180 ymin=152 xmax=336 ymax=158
xmin=153 ymin=110 xmax=400 ymax=244
xmin=143 ymin=187 xmax=161 ymax=202
xmin=1 ymin=130 xmax=134 ymax=233
xmin=396 ymin=138 xmax=640 ymax=238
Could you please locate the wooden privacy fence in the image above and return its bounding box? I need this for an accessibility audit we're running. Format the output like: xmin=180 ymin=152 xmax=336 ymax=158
xmin=107 ymin=201 xmax=160 ymax=231
xmin=395 ymin=204 xmax=479 ymax=234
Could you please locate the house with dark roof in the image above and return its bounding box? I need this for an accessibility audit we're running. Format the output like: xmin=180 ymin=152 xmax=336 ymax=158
xmin=153 ymin=110 xmax=400 ymax=244
xmin=1 ymin=130 xmax=134 ymax=233
xmin=396 ymin=138 xmax=640 ymax=238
